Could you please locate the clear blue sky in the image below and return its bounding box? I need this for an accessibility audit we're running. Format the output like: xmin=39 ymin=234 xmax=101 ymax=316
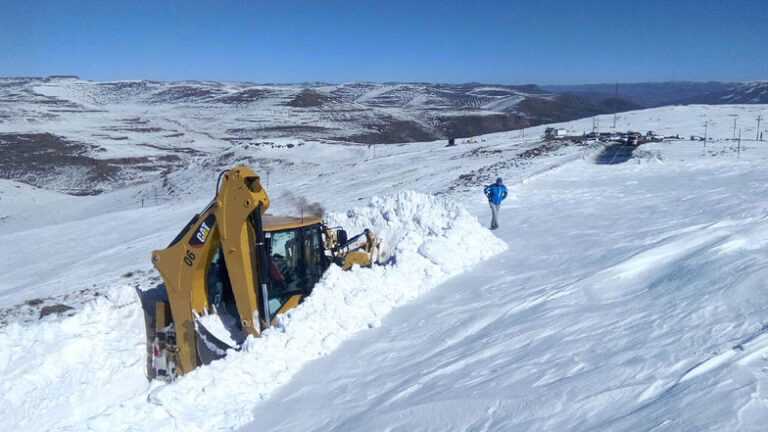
xmin=1 ymin=0 xmax=765 ymax=84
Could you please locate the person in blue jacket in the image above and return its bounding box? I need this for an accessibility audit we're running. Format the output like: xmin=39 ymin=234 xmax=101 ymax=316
xmin=483 ymin=177 xmax=508 ymax=230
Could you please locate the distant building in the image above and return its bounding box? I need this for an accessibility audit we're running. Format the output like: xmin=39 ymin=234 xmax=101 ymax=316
xmin=645 ymin=131 xmax=664 ymax=142
xmin=544 ymin=127 xmax=568 ymax=140
xmin=598 ymin=132 xmax=612 ymax=142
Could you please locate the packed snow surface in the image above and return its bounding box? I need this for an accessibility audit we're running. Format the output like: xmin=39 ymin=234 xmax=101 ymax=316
xmin=1 ymin=103 xmax=768 ymax=431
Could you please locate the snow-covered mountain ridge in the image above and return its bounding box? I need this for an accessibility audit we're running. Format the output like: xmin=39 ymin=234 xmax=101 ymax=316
xmin=0 ymin=77 xmax=635 ymax=193
xmin=5 ymin=77 xmax=766 ymax=196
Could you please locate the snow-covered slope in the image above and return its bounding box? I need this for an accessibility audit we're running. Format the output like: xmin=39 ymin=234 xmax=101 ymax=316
xmin=1 ymin=103 xmax=767 ymax=431
xmin=245 ymin=142 xmax=768 ymax=432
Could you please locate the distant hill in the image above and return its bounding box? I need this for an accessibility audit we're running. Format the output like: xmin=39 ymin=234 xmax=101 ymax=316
xmin=0 ymin=78 xmax=637 ymax=145
xmin=543 ymin=81 xmax=768 ymax=107
xmin=4 ymin=77 xmax=764 ymax=194
xmin=676 ymin=81 xmax=768 ymax=105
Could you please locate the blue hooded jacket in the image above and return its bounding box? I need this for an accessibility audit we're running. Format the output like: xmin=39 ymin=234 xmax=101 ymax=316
xmin=484 ymin=179 xmax=508 ymax=205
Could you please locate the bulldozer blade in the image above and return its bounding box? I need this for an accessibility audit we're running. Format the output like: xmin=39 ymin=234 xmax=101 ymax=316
xmin=135 ymin=285 xmax=170 ymax=379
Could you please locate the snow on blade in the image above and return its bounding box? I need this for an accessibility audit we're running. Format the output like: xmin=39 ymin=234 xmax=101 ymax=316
xmin=194 ymin=309 xmax=242 ymax=349
xmin=0 ymin=191 xmax=506 ymax=432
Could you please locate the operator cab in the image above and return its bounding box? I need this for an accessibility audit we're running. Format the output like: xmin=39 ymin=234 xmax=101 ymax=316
xmin=204 ymin=215 xmax=330 ymax=330
xmin=261 ymin=215 xmax=330 ymax=317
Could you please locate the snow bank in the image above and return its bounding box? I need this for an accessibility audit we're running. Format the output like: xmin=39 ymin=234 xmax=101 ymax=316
xmin=0 ymin=191 xmax=506 ymax=432
xmin=0 ymin=284 xmax=148 ymax=431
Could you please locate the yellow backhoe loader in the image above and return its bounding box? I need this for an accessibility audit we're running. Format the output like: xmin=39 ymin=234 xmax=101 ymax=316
xmin=136 ymin=166 xmax=378 ymax=381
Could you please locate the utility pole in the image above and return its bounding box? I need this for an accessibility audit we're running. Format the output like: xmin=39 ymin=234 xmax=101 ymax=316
xmin=704 ymin=120 xmax=709 ymax=142
xmin=737 ymin=128 xmax=742 ymax=159
xmin=731 ymin=115 xmax=738 ymax=139
xmin=757 ymin=114 xmax=763 ymax=142
xmin=703 ymin=120 xmax=709 ymax=155
xmin=612 ymin=83 xmax=618 ymax=130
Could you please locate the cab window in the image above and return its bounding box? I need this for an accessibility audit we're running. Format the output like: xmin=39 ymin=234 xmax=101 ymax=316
xmin=266 ymin=226 xmax=328 ymax=316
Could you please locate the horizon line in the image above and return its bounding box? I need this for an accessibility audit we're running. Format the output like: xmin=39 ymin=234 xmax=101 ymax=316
xmin=1 ymin=75 xmax=764 ymax=87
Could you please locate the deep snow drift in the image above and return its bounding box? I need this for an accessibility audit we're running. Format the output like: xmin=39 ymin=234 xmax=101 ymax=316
xmin=0 ymin=192 xmax=505 ymax=431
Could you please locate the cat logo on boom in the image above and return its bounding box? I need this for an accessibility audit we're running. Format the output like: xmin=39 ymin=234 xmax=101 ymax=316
xmin=189 ymin=214 xmax=215 ymax=247
xmin=196 ymin=223 xmax=210 ymax=243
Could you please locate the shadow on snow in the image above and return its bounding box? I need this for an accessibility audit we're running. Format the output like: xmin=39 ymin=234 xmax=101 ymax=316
xmin=595 ymin=143 xmax=637 ymax=165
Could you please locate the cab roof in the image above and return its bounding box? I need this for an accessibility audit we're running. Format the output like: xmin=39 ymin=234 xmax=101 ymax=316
xmin=262 ymin=214 xmax=323 ymax=231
